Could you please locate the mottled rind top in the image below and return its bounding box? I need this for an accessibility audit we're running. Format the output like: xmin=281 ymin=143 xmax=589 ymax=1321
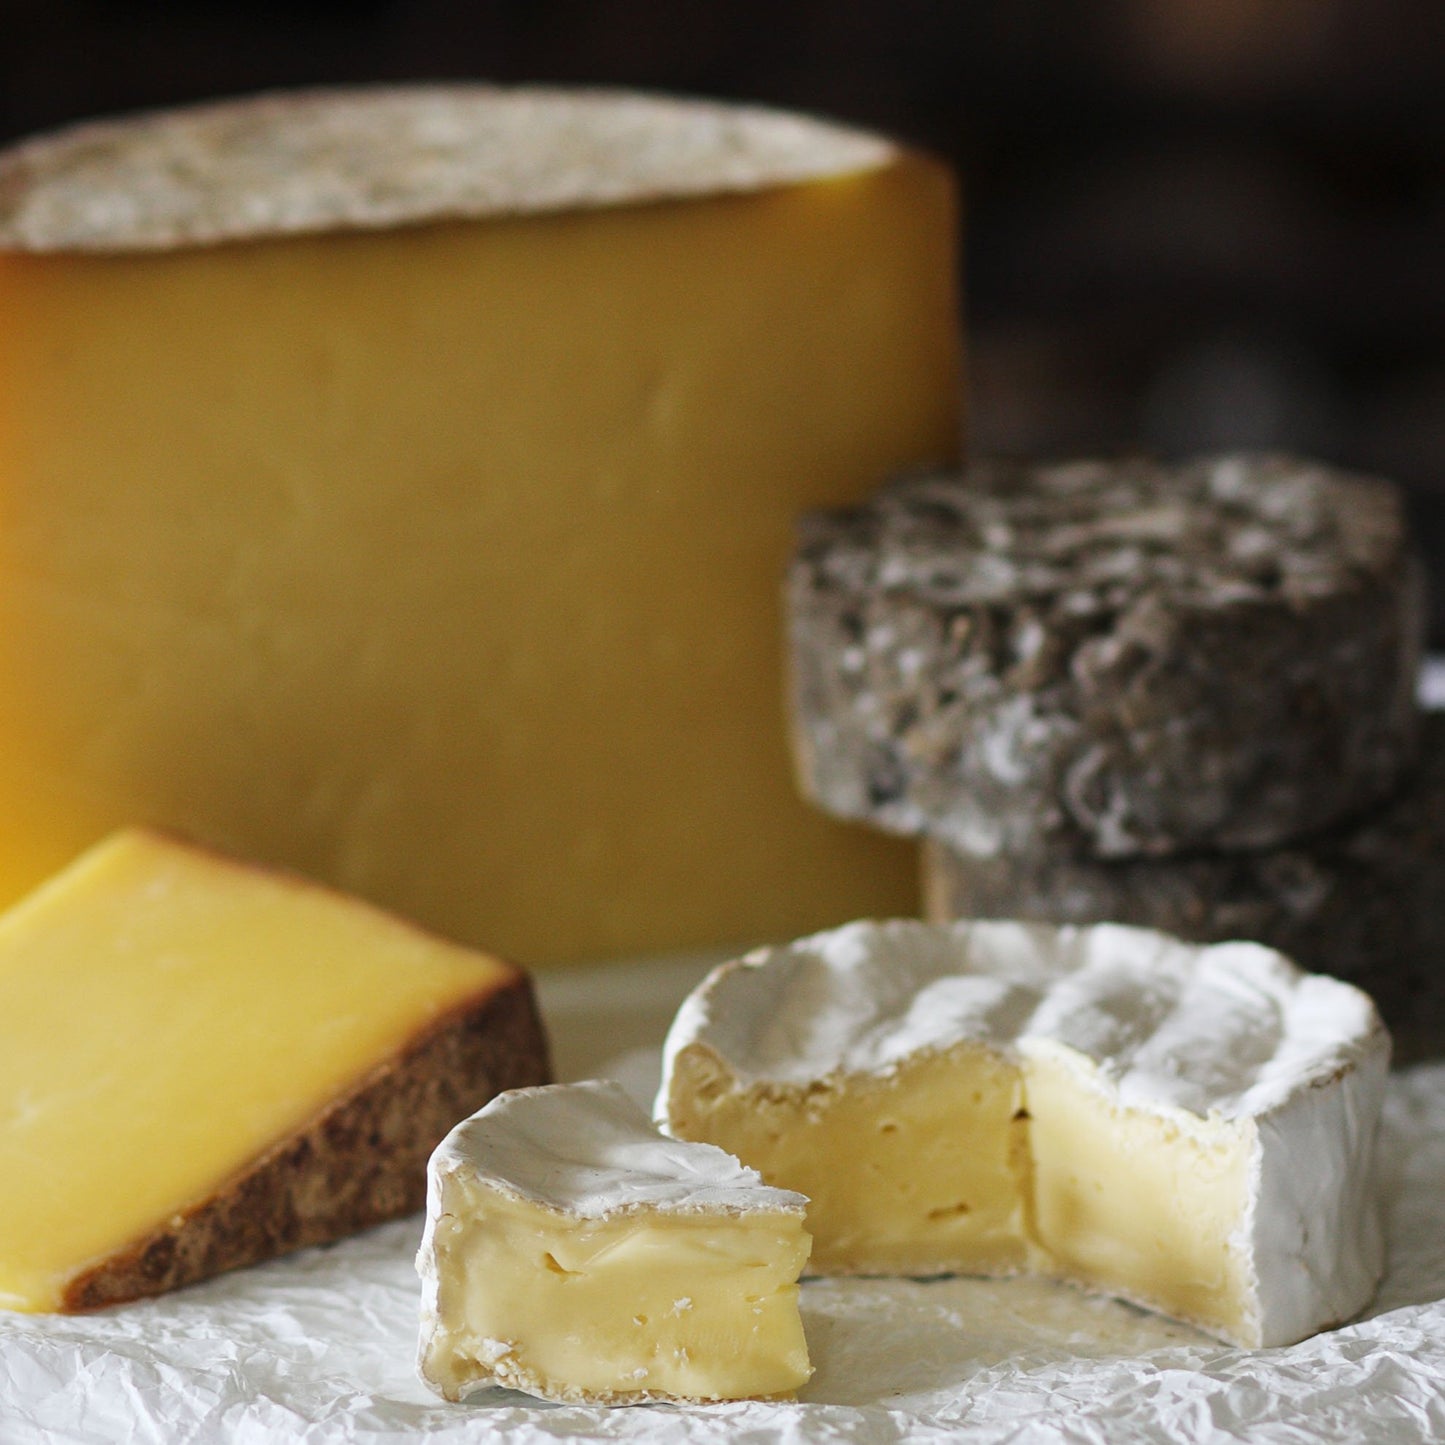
xmin=0 ymin=85 xmax=898 ymax=253
xmin=806 ymin=455 xmax=1407 ymax=609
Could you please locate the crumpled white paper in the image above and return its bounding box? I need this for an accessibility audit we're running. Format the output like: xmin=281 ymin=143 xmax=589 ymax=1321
xmin=4 ymin=954 xmax=1445 ymax=1445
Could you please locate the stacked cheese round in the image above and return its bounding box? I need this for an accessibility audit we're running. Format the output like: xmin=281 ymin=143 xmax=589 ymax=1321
xmin=922 ymin=713 xmax=1445 ymax=1056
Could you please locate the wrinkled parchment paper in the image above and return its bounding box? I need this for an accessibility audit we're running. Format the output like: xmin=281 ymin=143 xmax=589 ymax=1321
xmin=4 ymin=949 xmax=1444 ymax=1444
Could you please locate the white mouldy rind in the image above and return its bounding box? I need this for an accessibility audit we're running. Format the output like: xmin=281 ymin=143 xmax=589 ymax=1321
xmin=656 ymin=918 xmax=1390 ymax=1349
xmin=424 ymin=1076 xmax=807 ymax=1221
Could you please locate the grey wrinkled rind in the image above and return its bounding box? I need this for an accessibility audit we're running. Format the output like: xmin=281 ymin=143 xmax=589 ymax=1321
xmin=0 ymin=85 xmax=895 ymax=253
xmin=788 ymin=455 xmax=1425 ymax=861
xmin=921 ymin=714 xmax=1445 ymax=1061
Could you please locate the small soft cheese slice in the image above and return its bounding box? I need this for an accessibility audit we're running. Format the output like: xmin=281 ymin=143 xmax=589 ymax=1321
xmin=417 ymin=1080 xmax=812 ymax=1405
xmin=658 ymin=919 xmax=1389 ymax=1348
xmin=0 ymin=828 xmax=549 ymax=1313
xmin=0 ymin=86 xmax=961 ymax=966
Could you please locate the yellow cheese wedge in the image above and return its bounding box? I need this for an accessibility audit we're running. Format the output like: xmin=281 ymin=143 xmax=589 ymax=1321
xmin=0 ymin=87 xmax=962 ymax=966
xmin=0 ymin=828 xmax=549 ymax=1313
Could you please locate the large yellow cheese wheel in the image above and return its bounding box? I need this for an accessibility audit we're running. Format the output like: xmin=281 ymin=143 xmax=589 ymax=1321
xmin=0 ymin=87 xmax=963 ymax=965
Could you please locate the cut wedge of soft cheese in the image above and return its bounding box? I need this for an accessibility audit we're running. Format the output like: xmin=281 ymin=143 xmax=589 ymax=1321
xmin=0 ymin=86 xmax=961 ymax=966
xmin=0 ymin=828 xmax=549 ymax=1313
xmin=658 ymin=919 xmax=1389 ymax=1347
xmin=416 ymin=1079 xmax=812 ymax=1405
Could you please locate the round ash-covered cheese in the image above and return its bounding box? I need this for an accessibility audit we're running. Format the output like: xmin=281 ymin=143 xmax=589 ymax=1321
xmin=922 ymin=712 xmax=1445 ymax=1061
xmin=787 ymin=454 xmax=1424 ymax=860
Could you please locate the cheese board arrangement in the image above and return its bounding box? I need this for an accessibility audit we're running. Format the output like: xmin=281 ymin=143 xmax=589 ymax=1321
xmin=0 ymin=83 xmax=1442 ymax=1443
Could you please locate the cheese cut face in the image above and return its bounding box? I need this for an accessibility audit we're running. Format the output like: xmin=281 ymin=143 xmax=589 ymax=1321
xmin=416 ymin=1080 xmax=812 ymax=1405
xmin=0 ymin=828 xmax=550 ymax=1313
xmin=0 ymin=87 xmax=961 ymax=967
xmin=1022 ymin=1045 xmax=1257 ymax=1334
xmin=658 ymin=920 xmax=1390 ymax=1348
xmin=671 ymin=1037 xmax=1029 ymax=1276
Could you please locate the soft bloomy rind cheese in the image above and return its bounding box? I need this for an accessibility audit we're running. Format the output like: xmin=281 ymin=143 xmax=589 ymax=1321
xmin=658 ymin=919 xmax=1389 ymax=1347
xmin=0 ymin=828 xmax=549 ymax=1312
xmin=0 ymin=86 xmax=961 ymax=965
xmin=416 ymin=1080 xmax=811 ymax=1405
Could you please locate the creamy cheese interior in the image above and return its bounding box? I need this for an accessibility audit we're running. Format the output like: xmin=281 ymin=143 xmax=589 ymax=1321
xmin=666 ymin=1035 xmax=1257 ymax=1337
xmin=421 ymin=1179 xmax=811 ymax=1403
xmin=667 ymin=1040 xmax=1029 ymax=1276
xmin=1021 ymin=1046 xmax=1256 ymax=1338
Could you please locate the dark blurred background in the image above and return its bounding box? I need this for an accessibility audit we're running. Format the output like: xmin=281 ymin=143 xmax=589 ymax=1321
xmin=3 ymin=0 xmax=1443 ymax=631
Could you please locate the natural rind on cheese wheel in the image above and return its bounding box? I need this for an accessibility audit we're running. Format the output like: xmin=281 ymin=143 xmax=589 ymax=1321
xmin=0 ymin=86 xmax=962 ymax=965
xmin=657 ymin=918 xmax=1390 ymax=1348
xmin=416 ymin=1080 xmax=812 ymax=1405
xmin=922 ymin=713 xmax=1445 ymax=1059
xmin=787 ymin=454 xmax=1423 ymax=860
xmin=0 ymin=86 xmax=899 ymax=252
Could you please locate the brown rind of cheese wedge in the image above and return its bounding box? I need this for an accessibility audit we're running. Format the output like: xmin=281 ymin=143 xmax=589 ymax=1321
xmin=61 ymin=973 xmax=550 ymax=1311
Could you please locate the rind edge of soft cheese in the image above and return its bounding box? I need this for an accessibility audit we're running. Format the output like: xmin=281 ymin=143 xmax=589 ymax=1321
xmin=416 ymin=1079 xmax=810 ymax=1406
xmin=657 ymin=918 xmax=1390 ymax=1348
xmin=0 ymin=85 xmax=900 ymax=253
xmin=426 ymin=1077 xmax=809 ymax=1221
